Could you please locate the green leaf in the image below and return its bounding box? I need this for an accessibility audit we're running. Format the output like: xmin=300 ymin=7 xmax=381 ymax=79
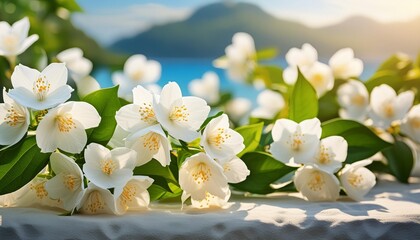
xmin=253 ymin=65 xmax=286 ymax=88
xmin=382 ymin=141 xmax=414 ymax=183
xmin=83 ymin=86 xmax=121 ymax=145
xmin=235 ymin=122 xmax=263 ymax=157
xmin=211 ymin=92 xmax=232 ymax=107
xmin=365 ymin=71 xmax=403 ymax=92
xmin=133 ymin=159 xmax=177 ymax=183
xmin=0 ymin=137 xmax=50 ymax=194
xmin=199 ymin=111 xmax=224 ymax=132
xmin=56 ymin=0 xmax=83 ymax=12
xmin=415 ymin=53 xmax=420 ymax=69
xmin=317 ymin=89 xmax=340 ymax=121
xmin=148 ymin=182 xmax=182 ymax=201
xmin=256 ymin=48 xmax=278 ymax=61
xmin=288 ymin=69 xmax=318 ymax=122
xmin=321 ymin=119 xmax=392 ymax=163
xmin=231 ymin=152 xmax=295 ymax=194
xmin=376 ymin=54 xmax=412 ymax=76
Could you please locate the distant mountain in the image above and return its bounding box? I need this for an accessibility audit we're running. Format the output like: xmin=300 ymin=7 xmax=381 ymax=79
xmin=110 ymin=2 xmax=420 ymax=60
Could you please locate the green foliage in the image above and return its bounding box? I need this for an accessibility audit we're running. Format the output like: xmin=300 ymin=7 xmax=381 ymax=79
xmin=83 ymin=86 xmax=121 ymax=145
xmin=199 ymin=111 xmax=224 ymax=132
xmin=235 ymin=122 xmax=263 ymax=157
xmin=134 ymin=159 xmax=177 ymax=183
xmin=134 ymin=159 xmax=182 ymax=201
xmin=255 ymin=48 xmax=278 ymax=61
xmin=288 ymin=69 xmax=318 ymax=122
xmin=252 ymin=65 xmax=287 ymax=89
xmin=321 ymin=119 xmax=392 ymax=163
xmin=0 ymin=137 xmax=50 ymax=194
xmin=231 ymin=152 xmax=295 ymax=194
xmin=382 ymin=141 xmax=414 ymax=183
xmin=365 ymin=71 xmax=403 ymax=92
xmin=376 ymin=54 xmax=412 ymax=77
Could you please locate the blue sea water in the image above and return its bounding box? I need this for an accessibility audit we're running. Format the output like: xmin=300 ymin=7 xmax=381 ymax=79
xmin=94 ymin=58 xmax=378 ymax=104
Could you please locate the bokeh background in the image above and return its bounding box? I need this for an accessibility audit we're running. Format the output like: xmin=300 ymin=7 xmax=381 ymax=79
xmin=1 ymin=0 xmax=420 ymax=103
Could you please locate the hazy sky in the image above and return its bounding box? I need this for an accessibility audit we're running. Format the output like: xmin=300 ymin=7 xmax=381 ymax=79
xmin=73 ymin=0 xmax=420 ymax=46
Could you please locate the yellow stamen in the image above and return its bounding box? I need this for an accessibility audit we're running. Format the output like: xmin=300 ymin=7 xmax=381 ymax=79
xmin=56 ymin=115 xmax=76 ymax=132
xmin=307 ymin=171 xmax=325 ymax=191
xmin=209 ymin=128 xmax=231 ymax=149
xmin=120 ymin=184 xmax=137 ymax=209
xmin=100 ymin=159 xmax=116 ymax=175
xmin=351 ymin=94 xmax=366 ymax=106
xmin=169 ymin=105 xmax=189 ymax=122
xmin=142 ymin=132 xmax=160 ymax=151
xmin=192 ymin=162 xmax=212 ymax=185
xmin=85 ymin=191 xmax=105 ymax=213
xmin=409 ymin=117 xmax=420 ymax=129
xmin=30 ymin=182 xmax=48 ymax=200
xmin=3 ymin=105 xmax=25 ymax=127
xmin=63 ymin=174 xmax=80 ymax=191
xmin=347 ymin=172 xmax=363 ymax=187
xmin=317 ymin=145 xmax=331 ymax=164
xmin=310 ymin=73 xmax=325 ymax=87
xmin=383 ymin=103 xmax=394 ymax=118
xmin=32 ymin=76 xmax=51 ymax=101
xmin=139 ymin=102 xmax=157 ymax=124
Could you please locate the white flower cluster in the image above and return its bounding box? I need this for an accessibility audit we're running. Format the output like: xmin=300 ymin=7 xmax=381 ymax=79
xmin=214 ymin=32 xmax=256 ymax=82
xmin=337 ymin=82 xmax=419 ymax=142
xmin=283 ymin=44 xmax=363 ymax=97
xmin=112 ymin=54 xmax=161 ymax=102
xmin=270 ymin=118 xmax=376 ymax=201
xmin=114 ymin=82 xmax=250 ymax=208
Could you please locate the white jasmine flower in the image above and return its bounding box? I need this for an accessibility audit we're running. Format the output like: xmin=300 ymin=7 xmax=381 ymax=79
xmin=108 ymin=126 xmax=129 ymax=148
xmin=251 ymin=89 xmax=285 ymax=119
xmin=77 ymin=183 xmax=116 ymax=215
xmin=225 ymin=98 xmax=251 ymax=123
xmin=112 ymin=54 xmax=161 ymax=101
xmin=401 ymin=105 xmax=420 ymax=143
xmin=329 ymin=48 xmax=363 ymax=79
xmin=45 ymin=152 xmax=84 ymax=211
xmin=0 ymin=88 xmax=29 ymax=146
xmin=304 ymin=62 xmax=334 ymax=97
xmin=189 ymin=190 xmax=231 ymax=209
xmin=116 ymin=85 xmax=157 ymax=133
xmin=339 ymin=160 xmax=376 ymax=201
xmin=188 ymin=71 xmax=220 ymax=105
xmin=8 ymin=63 xmax=73 ymax=110
xmin=125 ymin=124 xmax=172 ymax=167
xmin=114 ymin=176 xmax=154 ymax=215
xmin=214 ymin=32 xmax=256 ymax=82
xmin=283 ymin=43 xmax=318 ymax=85
xmin=307 ymin=136 xmax=348 ymax=174
xmin=270 ymin=118 xmax=321 ymax=166
xmin=0 ymin=17 xmax=39 ymax=58
xmin=294 ymin=165 xmax=340 ymax=201
xmin=154 ymin=82 xmax=210 ymax=142
xmin=201 ymin=114 xmax=244 ymax=160
xmin=179 ymin=152 xmax=229 ymax=204
xmin=83 ymin=143 xmax=137 ymax=189
xmin=369 ymin=84 xmax=414 ymax=129
xmin=12 ymin=177 xmax=62 ymax=209
xmin=337 ymin=80 xmax=369 ymax=122
xmin=75 ymin=76 xmax=101 ymax=98
xmin=217 ymin=156 xmax=250 ymax=183
xmin=56 ymin=48 xmax=92 ymax=81
xmin=36 ymin=101 xmax=101 ymax=153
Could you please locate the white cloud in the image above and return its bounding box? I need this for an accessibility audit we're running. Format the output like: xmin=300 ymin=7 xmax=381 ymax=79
xmin=254 ymin=0 xmax=420 ymax=27
xmin=72 ymin=3 xmax=192 ymax=46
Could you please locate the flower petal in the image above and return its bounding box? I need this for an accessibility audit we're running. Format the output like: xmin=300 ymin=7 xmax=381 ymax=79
xmin=41 ymin=63 xmax=68 ymax=92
